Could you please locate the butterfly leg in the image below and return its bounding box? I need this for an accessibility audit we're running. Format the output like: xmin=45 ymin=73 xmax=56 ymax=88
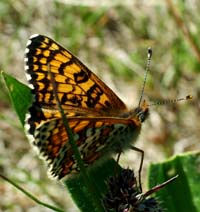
xmin=116 ymin=152 xmax=121 ymax=164
xmin=113 ymin=152 xmax=122 ymax=175
xmin=130 ymin=146 xmax=144 ymax=192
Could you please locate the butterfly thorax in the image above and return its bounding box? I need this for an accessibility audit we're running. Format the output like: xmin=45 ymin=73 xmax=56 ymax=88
xmin=102 ymin=100 xmax=149 ymax=154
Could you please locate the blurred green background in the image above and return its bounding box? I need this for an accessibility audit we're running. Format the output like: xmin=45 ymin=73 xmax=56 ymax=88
xmin=0 ymin=0 xmax=199 ymax=211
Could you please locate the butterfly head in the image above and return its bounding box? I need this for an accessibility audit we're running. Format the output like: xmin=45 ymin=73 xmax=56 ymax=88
xmin=134 ymin=100 xmax=149 ymax=123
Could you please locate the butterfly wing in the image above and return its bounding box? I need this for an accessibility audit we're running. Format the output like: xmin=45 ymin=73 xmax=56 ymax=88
xmin=25 ymin=34 xmax=127 ymax=135
xmin=33 ymin=116 xmax=141 ymax=179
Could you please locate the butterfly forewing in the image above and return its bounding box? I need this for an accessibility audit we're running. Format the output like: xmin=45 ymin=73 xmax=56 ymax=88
xmin=25 ymin=34 xmax=127 ymax=112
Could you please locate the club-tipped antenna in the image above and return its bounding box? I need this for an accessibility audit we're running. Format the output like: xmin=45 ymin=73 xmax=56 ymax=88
xmin=138 ymin=47 xmax=152 ymax=107
xmin=149 ymin=94 xmax=193 ymax=106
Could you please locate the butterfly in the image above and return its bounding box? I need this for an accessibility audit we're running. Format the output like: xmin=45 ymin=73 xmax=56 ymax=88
xmin=24 ymin=34 xmax=149 ymax=180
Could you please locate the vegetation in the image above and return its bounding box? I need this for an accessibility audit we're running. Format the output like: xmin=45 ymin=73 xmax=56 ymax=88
xmin=0 ymin=1 xmax=199 ymax=211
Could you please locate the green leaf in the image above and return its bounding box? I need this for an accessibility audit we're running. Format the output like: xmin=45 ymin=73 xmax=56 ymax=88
xmin=1 ymin=72 xmax=32 ymax=126
xmin=64 ymin=159 xmax=121 ymax=212
xmin=148 ymin=151 xmax=200 ymax=212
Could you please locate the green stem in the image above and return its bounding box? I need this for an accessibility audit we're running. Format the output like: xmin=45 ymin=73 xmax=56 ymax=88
xmin=49 ymin=66 xmax=104 ymax=212
xmin=0 ymin=174 xmax=64 ymax=212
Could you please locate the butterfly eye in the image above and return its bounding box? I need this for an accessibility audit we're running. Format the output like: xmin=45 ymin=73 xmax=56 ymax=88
xmin=139 ymin=113 xmax=145 ymax=122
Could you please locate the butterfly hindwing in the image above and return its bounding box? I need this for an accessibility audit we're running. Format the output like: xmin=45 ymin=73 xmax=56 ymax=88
xmin=33 ymin=117 xmax=140 ymax=179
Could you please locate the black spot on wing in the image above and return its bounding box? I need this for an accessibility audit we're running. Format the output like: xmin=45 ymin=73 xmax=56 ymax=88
xmin=74 ymin=69 xmax=90 ymax=83
xmin=86 ymin=83 xmax=103 ymax=107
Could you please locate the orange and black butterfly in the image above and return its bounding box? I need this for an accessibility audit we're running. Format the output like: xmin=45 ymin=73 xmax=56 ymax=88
xmin=24 ymin=34 xmax=149 ymax=179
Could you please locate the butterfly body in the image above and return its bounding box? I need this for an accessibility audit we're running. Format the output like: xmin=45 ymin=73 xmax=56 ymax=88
xmin=25 ymin=34 xmax=149 ymax=179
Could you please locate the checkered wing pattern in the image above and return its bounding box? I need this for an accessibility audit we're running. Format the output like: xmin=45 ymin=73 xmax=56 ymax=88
xmin=24 ymin=34 xmax=147 ymax=179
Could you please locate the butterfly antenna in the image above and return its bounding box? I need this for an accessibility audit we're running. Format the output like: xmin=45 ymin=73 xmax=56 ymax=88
xmin=149 ymin=94 xmax=193 ymax=106
xmin=138 ymin=47 xmax=152 ymax=107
